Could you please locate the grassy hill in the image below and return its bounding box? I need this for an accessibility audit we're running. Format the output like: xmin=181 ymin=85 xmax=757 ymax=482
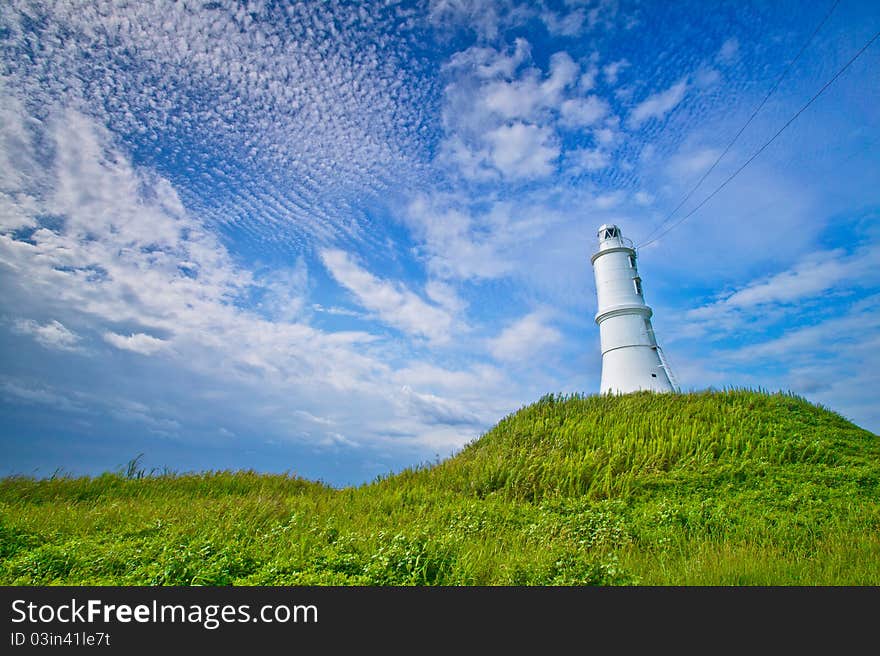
xmin=2 ymin=389 xmax=878 ymax=585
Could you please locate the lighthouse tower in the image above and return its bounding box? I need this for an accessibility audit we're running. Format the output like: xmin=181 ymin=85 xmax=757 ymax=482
xmin=590 ymin=224 xmax=675 ymax=394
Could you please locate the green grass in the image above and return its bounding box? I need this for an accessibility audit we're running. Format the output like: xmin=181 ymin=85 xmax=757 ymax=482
xmin=2 ymin=389 xmax=878 ymax=585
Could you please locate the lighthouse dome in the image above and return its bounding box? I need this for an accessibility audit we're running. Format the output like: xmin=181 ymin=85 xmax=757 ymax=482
xmin=597 ymin=224 xmax=620 ymax=240
xmin=594 ymin=224 xmax=632 ymax=253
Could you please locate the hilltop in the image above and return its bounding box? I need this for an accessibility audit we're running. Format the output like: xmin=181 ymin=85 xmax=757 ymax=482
xmin=1 ymin=390 xmax=878 ymax=585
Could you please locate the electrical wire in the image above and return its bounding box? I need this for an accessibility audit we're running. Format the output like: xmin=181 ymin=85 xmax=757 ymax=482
xmin=638 ymin=27 xmax=880 ymax=250
xmin=638 ymin=0 xmax=841 ymax=246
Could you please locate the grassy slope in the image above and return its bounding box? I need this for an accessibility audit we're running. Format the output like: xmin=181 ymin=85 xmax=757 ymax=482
xmin=1 ymin=390 xmax=878 ymax=585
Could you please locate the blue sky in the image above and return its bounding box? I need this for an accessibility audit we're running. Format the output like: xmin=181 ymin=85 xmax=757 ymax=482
xmin=1 ymin=0 xmax=878 ymax=486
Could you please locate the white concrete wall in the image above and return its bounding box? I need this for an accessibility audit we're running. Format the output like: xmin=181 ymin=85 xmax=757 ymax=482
xmin=600 ymin=344 xmax=673 ymax=393
xmin=593 ymin=247 xmax=642 ymax=313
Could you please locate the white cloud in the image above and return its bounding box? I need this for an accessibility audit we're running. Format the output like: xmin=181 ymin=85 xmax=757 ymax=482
xmin=569 ymin=147 xmax=611 ymax=172
xmin=0 ymin=100 xmax=535 ymax=461
xmin=540 ymin=8 xmax=586 ymax=36
xmin=481 ymin=51 xmax=577 ymax=121
xmin=1 ymin=0 xmax=435 ymax=247
xmin=439 ymin=42 xmax=585 ymax=181
xmin=634 ymin=191 xmax=654 ymax=206
xmin=628 ymin=78 xmax=688 ymax=128
xmin=603 ymin=59 xmax=629 ymax=85
xmin=687 ymin=295 xmax=880 ymax=432
xmin=559 ymin=95 xmax=609 ymax=127
xmin=444 ymin=38 xmax=532 ymax=79
xmin=312 ymin=304 xmax=362 ymax=317
xmin=0 ymin=378 xmax=86 ymax=413
xmin=482 ymin=77 xmax=544 ymax=120
xmin=579 ymin=65 xmax=599 ymax=91
xmin=488 ymin=312 xmax=562 ymax=362
xmin=0 ymin=106 xmax=350 ymax=398
xmin=402 ymin=194 xmax=573 ymax=286
xmin=103 ymin=331 xmax=169 ymax=355
xmin=728 ymin=305 xmax=880 ymax=361
xmin=428 ymin=0 xmax=521 ymax=41
xmin=252 ymin=258 xmax=309 ymax=322
xmin=438 ymin=136 xmax=498 ymax=181
xmin=398 ymin=385 xmax=482 ymax=427
xmin=668 ymin=147 xmax=722 ymax=178
xmin=594 ymin=191 xmax=624 ymax=209
xmin=544 ymin=52 xmax=580 ymax=99
xmin=392 ymin=361 xmax=503 ymax=393
xmin=695 ymin=67 xmax=721 ymax=88
xmin=718 ymin=37 xmax=740 ymax=63
xmin=0 ymin=95 xmax=42 ymax=233
xmin=680 ymin=245 xmax=880 ymax=340
xmin=594 ymin=127 xmax=617 ymax=146
xmin=425 ymin=279 xmax=468 ymax=315
xmin=320 ymin=249 xmax=455 ymax=344
xmin=487 ymin=122 xmax=559 ymax=178
xmin=713 ymin=246 xmax=878 ymax=310
xmin=403 ymin=196 xmax=516 ymax=281
xmin=12 ymin=319 xmax=82 ymax=352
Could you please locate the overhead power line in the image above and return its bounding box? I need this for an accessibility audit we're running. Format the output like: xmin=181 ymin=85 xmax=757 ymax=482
xmin=638 ymin=26 xmax=880 ymax=250
xmin=638 ymin=0 xmax=841 ymax=247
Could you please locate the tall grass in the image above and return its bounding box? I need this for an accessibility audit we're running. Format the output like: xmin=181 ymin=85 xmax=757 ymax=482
xmin=1 ymin=390 xmax=878 ymax=585
xmin=388 ymin=389 xmax=862 ymax=501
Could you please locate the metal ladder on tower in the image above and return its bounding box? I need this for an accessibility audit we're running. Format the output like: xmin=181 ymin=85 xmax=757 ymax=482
xmin=655 ymin=345 xmax=681 ymax=393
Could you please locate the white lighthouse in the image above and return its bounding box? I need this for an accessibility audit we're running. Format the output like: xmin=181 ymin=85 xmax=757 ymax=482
xmin=590 ymin=224 xmax=675 ymax=394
